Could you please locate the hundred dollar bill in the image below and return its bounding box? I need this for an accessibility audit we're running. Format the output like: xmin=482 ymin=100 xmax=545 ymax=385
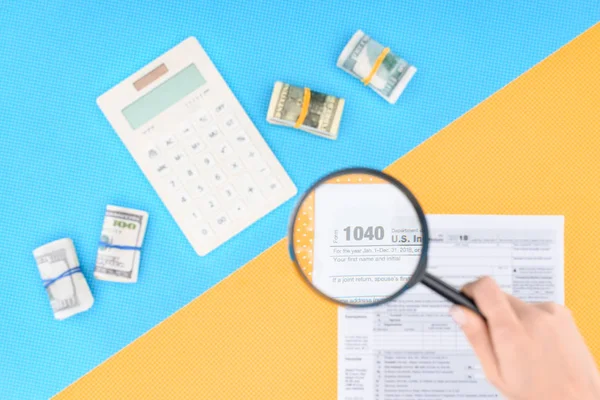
xmin=33 ymin=238 xmax=94 ymax=320
xmin=94 ymin=205 xmax=148 ymax=283
xmin=267 ymin=81 xmax=345 ymax=140
xmin=337 ymin=30 xmax=416 ymax=104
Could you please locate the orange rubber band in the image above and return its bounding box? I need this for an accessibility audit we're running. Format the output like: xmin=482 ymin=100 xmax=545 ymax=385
xmin=362 ymin=47 xmax=390 ymax=86
xmin=294 ymin=88 xmax=311 ymax=128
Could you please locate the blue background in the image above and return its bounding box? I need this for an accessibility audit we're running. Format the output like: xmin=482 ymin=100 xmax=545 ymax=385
xmin=0 ymin=1 xmax=597 ymax=398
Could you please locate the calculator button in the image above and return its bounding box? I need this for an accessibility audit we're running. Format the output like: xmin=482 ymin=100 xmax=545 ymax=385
xmin=216 ymin=143 xmax=234 ymax=158
xmin=230 ymin=201 xmax=247 ymax=219
xmin=231 ymin=131 xmax=250 ymax=147
xmin=224 ymin=158 xmax=243 ymax=175
xmin=181 ymin=164 xmax=199 ymax=180
xmin=146 ymin=144 xmax=161 ymax=161
xmin=253 ymin=162 xmax=270 ymax=175
xmin=262 ymin=177 xmax=282 ymax=193
xmin=164 ymin=177 xmax=181 ymax=190
xmin=202 ymin=125 xmax=223 ymax=143
xmin=155 ymin=163 xmax=171 ymax=177
xmin=186 ymin=181 xmax=209 ymax=198
xmin=211 ymin=168 xmax=227 ymax=186
xmin=221 ymin=184 xmax=237 ymax=200
xmin=188 ymin=208 xmax=204 ymax=222
xmin=193 ymin=109 xmax=212 ymax=127
xmin=175 ymin=191 xmax=192 ymax=206
xmin=235 ymin=175 xmax=260 ymax=198
xmin=221 ymin=115 xmax=239 ymax=131
xmin=238 ymin=176 xmax=266 ymax=205
xmin=200 ymin=196 xmax=220 ymax=212
xmin=195 ymin=223 xmax=214 ymax=238
xmin=184 ymin=136 xmax=206 ymax=154
xmin=212 ymin=102 xmax=228 ymax=116
xmin=241 ymin=146 xmax=261 ymax=167
xmin=159 ymin=135 xmax=177 ymax=150
xmin=212 ymin=213 xmax=231 ymax=229
xmin=196 ymin=153 xmax=216 ymax=169
xmin=170 ymin=151 xmax=188 ymax=166
xmin=257 ymin=164 xmax=271 ymax=175
xmin=177 ymin=122 xmax=195 ymax=138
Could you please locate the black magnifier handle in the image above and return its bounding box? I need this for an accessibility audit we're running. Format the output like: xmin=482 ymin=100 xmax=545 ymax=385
xmin=421 ymin=272 xmax=483 ymax=318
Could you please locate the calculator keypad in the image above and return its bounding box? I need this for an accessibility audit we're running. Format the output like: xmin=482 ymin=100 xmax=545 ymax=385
xmin=139 ymin=89 xmax=294 ymax=255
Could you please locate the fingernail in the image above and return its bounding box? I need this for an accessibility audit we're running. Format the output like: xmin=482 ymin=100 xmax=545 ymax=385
xmin=449 ymin=306 xmax=466 ymax=326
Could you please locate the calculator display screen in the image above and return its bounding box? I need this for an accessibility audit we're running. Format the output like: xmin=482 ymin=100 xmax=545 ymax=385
xmin=122 ymin=64 xmax=206 ymax=129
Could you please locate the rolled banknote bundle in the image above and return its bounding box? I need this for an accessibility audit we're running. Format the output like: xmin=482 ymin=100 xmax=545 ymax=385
xmin=338 ymin=30 xmax=416 ymax=104
xmin=267 ymin=81 xmax=345 ymax=140
xmin=33 ymin=238 xmax=94 ymax=320
xmin=94 ymin=205 xmax=148 ymax=283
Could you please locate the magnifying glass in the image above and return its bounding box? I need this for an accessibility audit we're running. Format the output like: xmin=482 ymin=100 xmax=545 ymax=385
xmin=288 ymin=168 xmax=481 ymax=315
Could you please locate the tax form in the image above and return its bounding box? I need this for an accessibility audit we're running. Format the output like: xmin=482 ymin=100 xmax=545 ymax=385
xmin=312 ymin=183 xmax=423 ymax=303
xmin=336 ymin=214 xmax=564 ymax=399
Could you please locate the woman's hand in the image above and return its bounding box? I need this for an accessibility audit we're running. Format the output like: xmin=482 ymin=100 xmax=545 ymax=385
xmin=450 ymin=277 xmax=600 ymax=400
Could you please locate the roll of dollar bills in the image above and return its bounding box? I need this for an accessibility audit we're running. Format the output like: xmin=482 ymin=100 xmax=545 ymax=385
xmin=33 ymin=238 xmax=94 ymax=320
xmin=338 ymin=30 xmax=416 ymax=104
xmin=94 ymin=205 xmax=148 ymax=283
xmin=267 ymin=82 xmax=345 ymax=140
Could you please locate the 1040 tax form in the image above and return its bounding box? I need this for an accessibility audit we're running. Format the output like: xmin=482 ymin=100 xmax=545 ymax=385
xmin=337 ymin=215 xmax=564 ymax=399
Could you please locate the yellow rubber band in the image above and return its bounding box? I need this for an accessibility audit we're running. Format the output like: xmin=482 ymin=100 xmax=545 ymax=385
xmin=362 ymin=47 xmax=390 ymax=86
xmin=294 ymin=88 xmax=311 ymax=128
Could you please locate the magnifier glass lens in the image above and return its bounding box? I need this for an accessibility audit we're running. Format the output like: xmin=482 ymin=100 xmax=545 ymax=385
xmin=291 ymin=171 xmax=424 ymax=306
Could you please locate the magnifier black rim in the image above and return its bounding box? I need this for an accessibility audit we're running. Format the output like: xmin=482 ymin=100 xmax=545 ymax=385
xmin=288 ymin=167 xmax=430 ymax=308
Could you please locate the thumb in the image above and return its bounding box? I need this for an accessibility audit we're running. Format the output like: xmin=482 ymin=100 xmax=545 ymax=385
xmin=450 ymin=305 xmax=501 ymax=386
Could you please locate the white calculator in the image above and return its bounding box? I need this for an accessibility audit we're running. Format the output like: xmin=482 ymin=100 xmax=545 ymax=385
xmin=97 ymin=37 xmax=297 ymax=256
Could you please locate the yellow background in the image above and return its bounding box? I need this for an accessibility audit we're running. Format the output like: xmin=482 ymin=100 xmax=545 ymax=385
xmin=57 ymin=23 xmax=600 ymax=399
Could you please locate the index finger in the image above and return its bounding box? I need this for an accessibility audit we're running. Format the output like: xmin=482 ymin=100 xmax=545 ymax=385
xmin=462 ymin=277 xmax=521 ymax=332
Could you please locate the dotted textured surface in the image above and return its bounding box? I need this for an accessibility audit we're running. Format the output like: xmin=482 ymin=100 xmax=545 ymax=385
xmin=0 ymin=1 xmax=598 ymax=399
xmin=56 ymin=22 xmax=600 ymax=399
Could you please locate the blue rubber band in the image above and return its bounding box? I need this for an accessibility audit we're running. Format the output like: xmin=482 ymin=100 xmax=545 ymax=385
xmin=42 ymin=266 xmax=82 ymax=289
xmin=98 ymin=241 xmax=142 ymax=251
